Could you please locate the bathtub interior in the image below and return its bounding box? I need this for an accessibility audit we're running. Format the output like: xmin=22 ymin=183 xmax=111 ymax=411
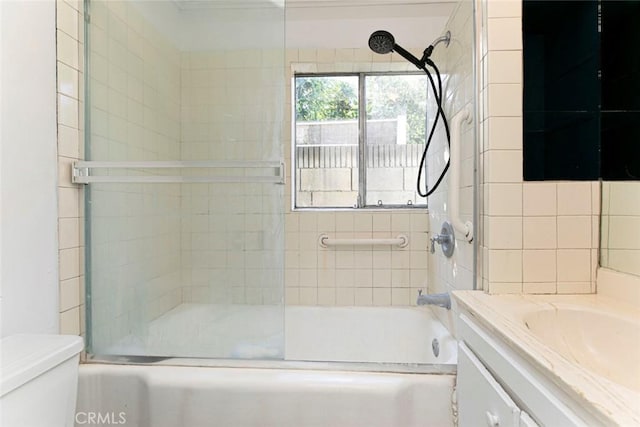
xmin=105 ymin=304 xmax=286 ymax=360
xmin=97 ymin=303 xmax=457 ymax=367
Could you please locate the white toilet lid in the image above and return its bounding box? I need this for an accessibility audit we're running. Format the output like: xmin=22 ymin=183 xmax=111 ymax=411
xmin=1 ymin=334 xmax=84 ymax=396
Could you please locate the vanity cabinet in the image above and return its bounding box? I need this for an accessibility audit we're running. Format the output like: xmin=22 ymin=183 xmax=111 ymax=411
xmin=519 ymin=412 xmax=539 ymax=427
xmin=455 ymin=312 xmax=605 ymax=427
xmin=458 ymin=343 xmax=538 ymax=427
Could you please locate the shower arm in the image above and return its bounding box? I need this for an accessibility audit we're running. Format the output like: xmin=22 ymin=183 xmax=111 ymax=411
xmin=420 ymin=31 xmax=451 ymax=64
xmin=432 ymin=31 xmax=451 ymax=49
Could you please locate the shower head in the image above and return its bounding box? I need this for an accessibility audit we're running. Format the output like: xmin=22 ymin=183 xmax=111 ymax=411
xmin=368 ymin=30 xmax=395 ymax=55
xmin=368 ymin=30 xmax=424 ymax=69
xmin=368 ymin=30 xmax=452 ymax=70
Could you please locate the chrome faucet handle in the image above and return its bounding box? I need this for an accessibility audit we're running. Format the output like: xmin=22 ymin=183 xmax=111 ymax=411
xmin=430 ymin=235 xmax=439 ymax=253
xmin=430 ymin=221 xmax=455 ymax=258
xmin=430 ymin=234 xmax=446 ymax=252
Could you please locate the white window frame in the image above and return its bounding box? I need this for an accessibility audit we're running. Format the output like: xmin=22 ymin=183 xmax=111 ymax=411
xmin=291 ymin=71 xmax=428 ymax=211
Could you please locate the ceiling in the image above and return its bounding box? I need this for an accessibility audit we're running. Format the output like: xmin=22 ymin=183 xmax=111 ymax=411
xmin=132 ymin=0 xmax=455 ymax=51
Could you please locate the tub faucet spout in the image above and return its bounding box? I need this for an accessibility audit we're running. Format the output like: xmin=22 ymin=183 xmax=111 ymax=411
xmin=417 ymin=290 xmax=451 ymax=310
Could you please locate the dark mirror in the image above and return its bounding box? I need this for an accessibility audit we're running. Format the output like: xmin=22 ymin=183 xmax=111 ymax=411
xmin=523 ymin=0 xmax=640 ymax=181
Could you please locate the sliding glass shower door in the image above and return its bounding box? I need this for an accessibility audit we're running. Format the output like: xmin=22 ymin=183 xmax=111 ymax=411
xmin=83 ymin=0 xmax=285 ymax=359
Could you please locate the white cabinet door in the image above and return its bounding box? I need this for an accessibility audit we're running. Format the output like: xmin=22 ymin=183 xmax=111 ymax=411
xmin=520 ymin=411 xmax=540 ymax=427
xmin=457 ymin=342 xmax=521 ymax=427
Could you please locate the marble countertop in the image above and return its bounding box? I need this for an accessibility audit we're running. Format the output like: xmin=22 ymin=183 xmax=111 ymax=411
xmin=452 ymin=291 xmax=640 ymax=427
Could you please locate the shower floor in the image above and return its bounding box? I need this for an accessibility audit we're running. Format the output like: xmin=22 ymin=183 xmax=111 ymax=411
xmin=105 ymin=303 xmax=456 ymax=364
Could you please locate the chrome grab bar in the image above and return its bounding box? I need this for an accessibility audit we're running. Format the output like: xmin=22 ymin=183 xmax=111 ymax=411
xmin=318 ymin=234 xmax=408 ymax=248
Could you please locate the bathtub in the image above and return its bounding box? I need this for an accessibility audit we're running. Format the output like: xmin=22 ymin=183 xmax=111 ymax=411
xmin=100 ymin=304 xmax=457 ymax=365
xmin=80 ymin=305 xmax=456 ymax=427
xmin=76 ymin=365 xmax=455 ymax=427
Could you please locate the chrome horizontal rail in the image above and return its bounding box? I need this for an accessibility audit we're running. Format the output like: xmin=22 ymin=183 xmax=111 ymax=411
xmin=318 ymin=234 xmax=408 ymax=248
xmin=72 ymin=161 xmax=285 ymax=185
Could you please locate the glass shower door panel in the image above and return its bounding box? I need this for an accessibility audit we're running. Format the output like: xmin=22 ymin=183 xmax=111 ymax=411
xmin=87 ymin=181 xmax=284 ymax=359
xmin=177 ymin=182 xmax=285 ymax=359
xmin=85 ymin=0 xmax=285 ymax=359
xmin=87 ymin=182 xmax=183 ymax=356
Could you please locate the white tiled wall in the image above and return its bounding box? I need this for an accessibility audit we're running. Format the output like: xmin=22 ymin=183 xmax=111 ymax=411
xmin=284 ymin=49 xmax=431 ymax=306
xmin=479 ymin=0 xmax=600 ymax=294
xmin=284 ymin=210 xmax=430 ymax=306
xmin=601 ymin=182 xmax=640 ymax=277
xmin=179 ymin=50 xmax=285 ymax=305
xmin=56 ymin=0 xmax=85 ymax=336
xmin=425 ymin=0 xmax=476 ymax=304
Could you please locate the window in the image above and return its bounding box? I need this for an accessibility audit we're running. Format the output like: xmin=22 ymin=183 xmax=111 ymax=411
xmin=294 ymin=73 xmax=429 ymax=209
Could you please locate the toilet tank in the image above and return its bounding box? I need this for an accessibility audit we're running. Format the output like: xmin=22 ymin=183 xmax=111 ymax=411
xmin=1 ymin=334 xmax=84 ymax=427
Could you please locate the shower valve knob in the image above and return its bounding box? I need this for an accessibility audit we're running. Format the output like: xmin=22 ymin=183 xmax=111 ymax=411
xmin=430 ymin=221 xmax=455 ymax=257
xmin=430 ymin=234 xmax=447 ymax=253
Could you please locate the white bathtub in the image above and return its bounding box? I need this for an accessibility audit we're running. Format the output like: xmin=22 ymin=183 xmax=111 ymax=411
xmin=76 ymin=364 xmax=455 ymax=427
xmin=102 ymin=304 xmax=457 ymax=365
xmin=286 ymin=305 xmax=457 ymax=364
xmin=81 ymin=305 xmax=457 ymax=426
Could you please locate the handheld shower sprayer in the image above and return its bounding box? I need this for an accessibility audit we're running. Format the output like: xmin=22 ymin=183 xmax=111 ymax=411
xmin=368 ymin=30 xmax=424 ymax=69
xmin=367 ymin=30 xmax=451 ymax=70
xmin=367 ymin=29 xmax=453 ymax=199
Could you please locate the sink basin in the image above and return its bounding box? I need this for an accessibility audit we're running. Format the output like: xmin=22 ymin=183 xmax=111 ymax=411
xmin=523 ymin=306 xmax=640 ymax=392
